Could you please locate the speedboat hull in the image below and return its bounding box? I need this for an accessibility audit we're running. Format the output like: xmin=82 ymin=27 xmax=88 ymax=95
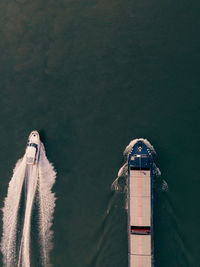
xmin=26 ymin=130 xmax=40 ymax=165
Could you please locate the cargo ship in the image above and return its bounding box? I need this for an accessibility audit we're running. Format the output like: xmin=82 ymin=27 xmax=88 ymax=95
xmin=128 ymin=140 xmax=154 ymax=267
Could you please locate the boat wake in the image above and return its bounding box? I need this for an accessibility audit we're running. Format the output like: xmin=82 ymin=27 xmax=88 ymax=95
xmin=1 ymin=143 xmax=56 ymax=267
xmin=111 ymin=138 xmax=168 ymax=208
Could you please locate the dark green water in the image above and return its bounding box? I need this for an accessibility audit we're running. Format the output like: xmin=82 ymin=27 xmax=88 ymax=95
xmin=0 ymin=0 xmax=199 ymax=266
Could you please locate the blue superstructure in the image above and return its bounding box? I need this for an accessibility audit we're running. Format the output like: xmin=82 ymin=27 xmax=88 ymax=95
xmin=128 ymin=140 xmax=153 ymax=170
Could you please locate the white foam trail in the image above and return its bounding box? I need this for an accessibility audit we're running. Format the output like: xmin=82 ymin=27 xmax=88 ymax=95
xmin=111 ymin=162 xmax=128 ymax=191
xmin=1 ymin=142 xmax=56 ymax=267
xmin=162 ymin=179 xmax=168 ymax=192
xmin=38 ymin=143 xmax=56 ymax=267
xmin=1 ymin=156 xmax=26 ymax=267
xmin=18 ymin=166 xmax=39 ymax=267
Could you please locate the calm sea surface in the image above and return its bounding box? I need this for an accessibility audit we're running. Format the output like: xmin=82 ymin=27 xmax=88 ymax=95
xmin=0 ymin=0 xmax=199 ymax=266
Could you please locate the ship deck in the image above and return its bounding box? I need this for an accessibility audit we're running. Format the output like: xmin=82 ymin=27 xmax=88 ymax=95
xmin=129 ymin=169 xmax=152 ymax=267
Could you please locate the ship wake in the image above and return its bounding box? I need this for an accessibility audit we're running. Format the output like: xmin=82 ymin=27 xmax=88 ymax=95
xmin=1 ymin=143 xmax=56 ymax=267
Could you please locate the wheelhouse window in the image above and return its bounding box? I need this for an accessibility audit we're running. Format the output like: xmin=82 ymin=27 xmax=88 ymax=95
xmin=130 ymin=167 xmax=150 ymax=170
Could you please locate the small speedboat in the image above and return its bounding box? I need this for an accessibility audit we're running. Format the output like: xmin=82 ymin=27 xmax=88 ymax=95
xmin=26 ymin=130 xmax=40 ymax=165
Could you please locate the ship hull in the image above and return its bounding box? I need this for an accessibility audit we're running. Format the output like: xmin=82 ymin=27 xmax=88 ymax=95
xmin=127 ymin=140 xmax=154 ymax=267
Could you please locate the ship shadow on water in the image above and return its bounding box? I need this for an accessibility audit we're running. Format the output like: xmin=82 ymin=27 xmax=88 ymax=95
xmin=154 ymin=190 xmax=192 ymax=267
xmin=89 ymin=191 xmax=128 ymax=267
xmin=38 ymin=130 xmax=47 ymax=145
